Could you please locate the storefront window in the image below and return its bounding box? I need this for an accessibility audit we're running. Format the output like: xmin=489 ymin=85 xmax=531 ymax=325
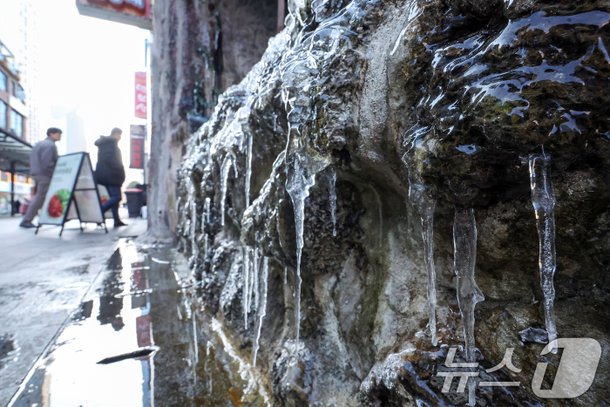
xmin=10 ymin=110 xmax=23 ymax=138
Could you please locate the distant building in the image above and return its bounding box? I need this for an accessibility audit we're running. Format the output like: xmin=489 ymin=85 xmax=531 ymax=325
xmin=0 ymin=0 xmax=40 ymax=145
xmin=0 ymin=39 xmax=28 ymax=141
xmin=50 ymin=107 xmax=87 ymax=155
xmin=0 ymin=38 xmax=33 ymax=215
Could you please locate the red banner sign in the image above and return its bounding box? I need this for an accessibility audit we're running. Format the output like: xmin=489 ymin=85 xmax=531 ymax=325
xmin=135 ymin=71 xmax=147 ymax=119
xmin=76 ymin=0 xmax=152 ymax=29
xmin=130 ymin=124 xmax=146 ymax=169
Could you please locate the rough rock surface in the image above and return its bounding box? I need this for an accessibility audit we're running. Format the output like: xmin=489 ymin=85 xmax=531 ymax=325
xmin=149 ymin=0 xmax=276 ymax=239
xmin=178 ymin=0 xmax=610 ymax=405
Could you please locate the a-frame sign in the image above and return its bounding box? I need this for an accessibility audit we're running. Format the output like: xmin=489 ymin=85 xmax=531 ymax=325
xmin=36 ymin=152 xmax=108 ymax=236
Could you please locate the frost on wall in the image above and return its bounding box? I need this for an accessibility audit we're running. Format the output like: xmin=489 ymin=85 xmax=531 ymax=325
xmin=177 ymin=0 xmax=610 ymax=405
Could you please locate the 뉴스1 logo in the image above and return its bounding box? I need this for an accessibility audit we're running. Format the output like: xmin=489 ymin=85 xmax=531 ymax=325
xmin=437 ymin=338 xmax=602 ymax=399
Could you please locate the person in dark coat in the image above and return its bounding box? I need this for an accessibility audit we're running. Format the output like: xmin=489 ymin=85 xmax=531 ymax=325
xmin=95 ymin=127 xmax=127 ymax=227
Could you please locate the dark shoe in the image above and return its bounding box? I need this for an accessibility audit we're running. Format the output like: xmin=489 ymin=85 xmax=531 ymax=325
xmin=20 ymin=221 xmax=36 ymax=229
xmin=114 ymin=220 xmax=128 ymax=227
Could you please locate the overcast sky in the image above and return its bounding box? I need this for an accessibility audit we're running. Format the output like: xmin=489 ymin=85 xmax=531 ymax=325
xmin=0 ymin=0 xmax=150 ymax=183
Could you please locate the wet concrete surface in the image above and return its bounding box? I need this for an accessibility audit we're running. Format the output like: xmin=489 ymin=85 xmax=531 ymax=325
xmin=6 ymin=239 xmax=272 ymax=406
xmin=0 ymin=215 xmax=147 ymax=406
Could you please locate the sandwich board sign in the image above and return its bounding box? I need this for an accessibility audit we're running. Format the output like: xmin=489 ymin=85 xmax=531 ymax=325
xmin=37 ymin=152 xmax=108 ymax=236
xmin=97 ymin=184 xmax=114 ymax=219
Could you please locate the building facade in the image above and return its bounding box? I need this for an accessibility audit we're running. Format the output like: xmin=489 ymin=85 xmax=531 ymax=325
xmin=0 ymin=40 xmax=27 ymax=141
xmin=0 ymin=39 xmax=32 ymax=215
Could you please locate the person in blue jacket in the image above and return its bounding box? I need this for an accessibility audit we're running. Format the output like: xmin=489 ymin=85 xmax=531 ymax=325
xmin=95 ymin=128 xmax=127 ymax=227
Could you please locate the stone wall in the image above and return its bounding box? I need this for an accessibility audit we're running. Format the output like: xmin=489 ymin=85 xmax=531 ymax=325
xmin=149 ymin=0 xmax=277 ymax=239
xmin=178 ymin=0 xmax=610 ymax=405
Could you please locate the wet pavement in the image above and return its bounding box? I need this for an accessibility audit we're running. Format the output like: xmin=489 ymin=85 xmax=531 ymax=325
xmin=0 ymin=215 xmax=147 ymax=406
xmin=5 ymin=238 xmax=272 ymax=406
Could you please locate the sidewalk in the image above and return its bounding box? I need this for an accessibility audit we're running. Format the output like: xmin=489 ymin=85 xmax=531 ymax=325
xmin=0 ymin=215 xmax=147 ymax=406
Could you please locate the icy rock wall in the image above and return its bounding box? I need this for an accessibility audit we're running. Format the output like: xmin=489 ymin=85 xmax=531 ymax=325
xmin=178 ymin=0 xmax=610 ymax=405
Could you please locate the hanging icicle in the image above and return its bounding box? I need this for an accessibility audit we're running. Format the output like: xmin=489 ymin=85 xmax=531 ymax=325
xmin=203 ymin=197 xmax=211 ymax=258
xmin=453 ymin=207 xmax=484 ymax=407
xmin=247 ymin=248 xmax=253 ymax=324
xmin=220 ymin=154 xmax=237 ymax=227
xmin=408 ymin=175 xmax=438 ymax=346
xmin=253 ymin=257 xmax=269 ymax=367
xmin=250 ymin=247 xmax=260 ymax=310
xmin=189 ymin=180 xmax=199 ymax=264
xmin=328 ymin=168 xmax=337 ymax=237
xmin=243 ymin=247 xmax=251 ymax=328
xmin=245 ymin=133 xmax=253 ymax=208
xmin=285 ymin=153 xmax=323 ymax=344
xmin=528 ymin=153 xmax=558 ymax=349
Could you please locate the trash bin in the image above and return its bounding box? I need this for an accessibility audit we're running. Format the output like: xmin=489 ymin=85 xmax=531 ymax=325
xmin=124 ymin=188 xmax=145 ymax=218
xmin=135 ymin=184 xmax=147 ymax=206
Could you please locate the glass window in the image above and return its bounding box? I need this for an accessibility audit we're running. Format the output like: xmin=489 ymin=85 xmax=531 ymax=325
xmin=15 ymin=83 xmax=25 ymax=102
xmin=0 ymin=101 xmax=6 ymax=128
xmin=0 ymin=70 xmax=7 ymax=92
xmin=11 ymin=81 xmax=24 ymax=100
xmin=0 ymin=172 xmax=7 ymax=182
xmin=10 ymin=110 xmax=22 ymax=138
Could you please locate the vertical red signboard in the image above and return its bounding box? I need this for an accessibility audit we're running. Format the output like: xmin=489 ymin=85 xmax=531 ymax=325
xmin=135 ymin=71 xmax=147 ymax=119
xmin=130 ymin=124 xmax=146 ymax=169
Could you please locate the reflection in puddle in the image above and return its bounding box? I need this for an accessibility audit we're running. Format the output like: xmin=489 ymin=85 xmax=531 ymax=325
xmin=9 ymin=240 xmax=271 ymax=406
xmin=0 ymin=334 xmax=17 ymax=370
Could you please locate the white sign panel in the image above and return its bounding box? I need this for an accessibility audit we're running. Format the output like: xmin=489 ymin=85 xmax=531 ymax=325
xmin=38 ymin=154 xmax=83 ymax=225
xmin=39 ymin=153 xmax=105 ymax=227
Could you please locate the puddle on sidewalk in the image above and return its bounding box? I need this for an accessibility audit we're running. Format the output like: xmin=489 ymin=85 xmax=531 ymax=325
xmin=9 ymin=240 xmax=271 ymax=407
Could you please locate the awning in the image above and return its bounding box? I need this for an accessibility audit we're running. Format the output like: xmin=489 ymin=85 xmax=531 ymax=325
xmin=0 ymin=128 xmax=32 ymax=173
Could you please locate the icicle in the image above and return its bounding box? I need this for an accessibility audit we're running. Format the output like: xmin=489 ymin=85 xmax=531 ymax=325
xmin=204 ymin=197 xmax=212 ymax=225
xmin=421 ymin=203 xmax=437 ymax=345
xmin=189 ymin=181 xmax=199 ymax=263
xmin=245 ymin=133 xmax=253 ymax=208
xmin=253 ymin=257 xmax=269 ymax=367
xmin=203 ymin=197 xmax=211 ymax=258
xmin=220 ymin=154 xmax=237 ymax=227
xmin=202 ymin=196 xmax=210 ymax=235
xmin=420 ymin=201 xmax=437 ymax=346
xmin=453 ymin=207 xmax=484 ymax=407
xmin=248 ymin=248 xmax=253 ymax=321
xmin=243 ymin=247 xmax=250 ymax=328
xmin=192 ymin=311 xmax=199 ymax=365
xmin=408 ymin=176 xmax=437 ymax=346
xmin=242 ymin=247 xmax=260 ymax=329
xmin=285 ymin=154 xmax=316 ymax=344
xmin=328 ymin=168 xmax=337 ymax=236
xmin=528 ymin=153 xmax=558 ymax=349
xmin=192 ymin=320 xmax=198 ymax=391
xmin=253 ymin=248 xmax=260 ymax=311
xmin=205 ymin=341 xmax=213 ymax=392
